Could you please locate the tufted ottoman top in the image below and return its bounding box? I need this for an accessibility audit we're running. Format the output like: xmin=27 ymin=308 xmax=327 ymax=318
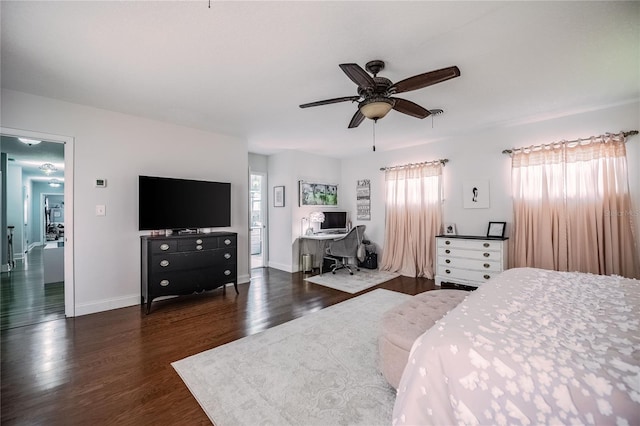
xmin=381 ymin=289 xmax=469 ymax=351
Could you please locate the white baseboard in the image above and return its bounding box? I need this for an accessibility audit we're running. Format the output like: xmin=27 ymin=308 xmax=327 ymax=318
xmin=266 ymin=261 xmax=294 ymax=273
xmin=74 ymin=279 xmax=251 ymax=316
xmin=74 ymin=294 xmax=140 ymax=317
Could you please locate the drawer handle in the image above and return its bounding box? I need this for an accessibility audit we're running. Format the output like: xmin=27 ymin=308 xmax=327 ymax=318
xmin=160 ymin=243 xmax=169 ymax=251
xmin=445 ymin=249 xmax=450 ymax=254
xmin=445 ymin=259 xmax=451 ymax=264
xmin=224 ymin=239 xmax=231 ymax=246
xmin=160 ymin=279 xmax=169 ymax=287
xmin=224 ymin=270 xmax=232 ymax=276
xmin=196 ymin=245 xmax=203 ymax=250
xmin=196 ymin=239 xmax=203 ymax=244
xmin=483 ymin=243 xmax=490 ymax=248
xmin=484 ymin=263 xmax=490 ymax=268
xmin=160 ymin=260 xmax=169 ymax=267
xmin=445 ymin=240 xmax=451 ymax=245
xmin=483 ymin=253 xmax=490 ymax=257
xmin=483 ymin=274 xmax=491 ymax=280
xmin=445 ymin=269 xmax=451 ymax=274
xmin=224 ymin=253 xmax=231 ymax=259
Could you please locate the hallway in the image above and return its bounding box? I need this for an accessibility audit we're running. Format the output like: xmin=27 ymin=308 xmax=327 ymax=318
xmin=0 ymin=246 xmax=64 ymax=330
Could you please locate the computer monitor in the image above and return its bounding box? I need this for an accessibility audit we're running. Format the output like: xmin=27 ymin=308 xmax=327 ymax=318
xmin=320 ymin=211 xmax=347 ymax=232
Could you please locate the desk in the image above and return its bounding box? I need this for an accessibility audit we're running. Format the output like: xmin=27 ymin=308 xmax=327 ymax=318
xmin=299 ymin=233 xmax=348 ymax=270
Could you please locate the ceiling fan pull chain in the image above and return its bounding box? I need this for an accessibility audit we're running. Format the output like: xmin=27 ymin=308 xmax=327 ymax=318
xmin=372 ymin=120 xmax=376 ymax=152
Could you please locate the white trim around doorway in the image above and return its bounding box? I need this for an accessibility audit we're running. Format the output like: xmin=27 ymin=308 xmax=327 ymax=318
xmin=1 ymin=126 xmax=75 ymax=317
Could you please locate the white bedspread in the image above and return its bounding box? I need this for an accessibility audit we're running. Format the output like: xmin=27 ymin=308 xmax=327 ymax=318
xmin=393 ymin=267 xmax=640 ymax=425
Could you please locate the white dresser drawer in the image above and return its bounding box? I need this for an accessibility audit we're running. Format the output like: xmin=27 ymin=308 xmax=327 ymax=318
xmin=437 ymin=247 xmax=500 ymax=260
xmin=437 ymin=238 xmax=502 ymax=251
xmin=438 ymin=267 xmax=498 ymax=284
xmin=438 ymin=257 xmax=502 ymax=271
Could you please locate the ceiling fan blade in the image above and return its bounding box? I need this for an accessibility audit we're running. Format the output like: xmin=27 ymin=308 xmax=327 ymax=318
xmin=393 ymin=66 xmax=460 ymax=94
xmin=339 ymin=63 xmax=375 ymax=90
xmin=348 ymin=109 xmax=365 ymax=128
xmin=392 ymin=98 xmax=432 ymax=119
xmin=299 ymin=96 xmax=360 ymax=108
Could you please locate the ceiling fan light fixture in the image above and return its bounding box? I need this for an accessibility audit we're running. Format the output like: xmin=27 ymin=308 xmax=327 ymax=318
xmin=360 ymin=98 xmax=394 ymax=120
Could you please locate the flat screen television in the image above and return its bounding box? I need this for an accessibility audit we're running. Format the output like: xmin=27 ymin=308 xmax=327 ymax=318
xmin=138 ymin=175 xmax=231 ymax=231
xmin=320 ymin=211 xmax=348 ymax=232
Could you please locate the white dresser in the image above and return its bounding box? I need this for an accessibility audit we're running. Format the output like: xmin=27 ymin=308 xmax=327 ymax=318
xmin=435 ymin=235 xmax=508 ymax=287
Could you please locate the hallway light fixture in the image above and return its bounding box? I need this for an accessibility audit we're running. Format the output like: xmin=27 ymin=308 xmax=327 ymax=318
xmin=40 ymin=163 xmax=57 ymax=174
xmin=18 ymin=137 xmax=42 ymax=146
xmin=49 ymin=179 xmax=61 ymax=188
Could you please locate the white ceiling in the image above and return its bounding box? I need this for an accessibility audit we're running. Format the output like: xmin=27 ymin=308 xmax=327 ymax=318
xmin=1 ymin=1 xmax=638 ymax=159
xmin=1 ymin=136 xmax=65 ymax=182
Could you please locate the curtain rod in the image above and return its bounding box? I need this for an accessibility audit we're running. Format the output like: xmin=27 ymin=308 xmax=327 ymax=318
xmin=380 ymin=158 xmax=448 ymax=171
xmin=501 ymin=130 xmax=638 ymax=155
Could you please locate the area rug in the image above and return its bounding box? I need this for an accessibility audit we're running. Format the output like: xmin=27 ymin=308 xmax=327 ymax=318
xmin=303 ymin=269 xmax=400 ymax=294
xmin=172 ymin=288 xmax=410 ymax=426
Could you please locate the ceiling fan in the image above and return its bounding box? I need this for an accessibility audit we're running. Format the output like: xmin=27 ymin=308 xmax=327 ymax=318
xmin=299 ymin=60 xmax=460 ymax=128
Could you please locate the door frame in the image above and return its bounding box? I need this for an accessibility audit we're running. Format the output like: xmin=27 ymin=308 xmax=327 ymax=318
xmin=249 ymin=171 xmax=268 ymax=270
xmin=1 ymin=126 xmax=75 ymax=317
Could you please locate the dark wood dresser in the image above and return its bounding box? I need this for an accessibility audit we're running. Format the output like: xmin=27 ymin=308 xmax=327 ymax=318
xmin=141 ymin=232 xmax=238 ymax=313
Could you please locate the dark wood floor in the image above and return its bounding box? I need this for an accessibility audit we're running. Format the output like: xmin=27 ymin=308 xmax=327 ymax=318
xmin=0 ymin=267 xmax=436 ymax=425
xmin=1 ymin=246 xmax=65 ymax=330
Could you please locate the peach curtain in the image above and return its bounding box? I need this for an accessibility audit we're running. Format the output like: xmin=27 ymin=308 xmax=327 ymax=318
xmin=380 ymin=163 xmax=442 ymax=278
xmin=510 ymin=134 xmax=639 ymax=278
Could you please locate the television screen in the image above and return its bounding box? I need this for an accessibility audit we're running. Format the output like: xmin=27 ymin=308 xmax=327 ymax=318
xmin=138 ymin=175 xmax=231 ymax=231
xmin=320 ymin=211 xmax=347 ymax=231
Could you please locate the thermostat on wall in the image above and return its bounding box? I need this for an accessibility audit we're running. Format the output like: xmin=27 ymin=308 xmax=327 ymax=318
xmin=95 ymin=178 xmax=107 ymax=188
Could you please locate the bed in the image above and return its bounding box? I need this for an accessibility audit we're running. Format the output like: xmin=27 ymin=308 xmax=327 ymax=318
xmin=392 ymin=267 xmax=640 ymax=425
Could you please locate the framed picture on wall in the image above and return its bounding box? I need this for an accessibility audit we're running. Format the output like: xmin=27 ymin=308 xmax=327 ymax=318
xmin=274 ymin=186 xmax=285 ymax=207
xmin=299 ymin=181 xmax=338 ymax=206
xmin=463 ymin=180 xmax=490 ymax=209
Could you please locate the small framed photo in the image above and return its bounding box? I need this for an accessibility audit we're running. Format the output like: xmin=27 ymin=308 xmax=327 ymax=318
xmin=274 ymin=186 xmax=285 ymax=207
xmin=444 ymin=223 xmax=457 ymax=236
xmin=487 ymin=221 xmax=506 ymax=238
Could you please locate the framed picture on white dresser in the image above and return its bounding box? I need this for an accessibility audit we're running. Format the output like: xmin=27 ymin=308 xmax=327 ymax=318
xmin=444 ymin=223 xmax=457 ymax=235
xmin=487 ymin=221 xmax=506 ymax=238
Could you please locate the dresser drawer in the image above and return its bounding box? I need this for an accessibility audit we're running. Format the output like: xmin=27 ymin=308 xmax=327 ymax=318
xmin=149 ymin=240 xmax=177 ymax=253
xmin=217 ymin=235 xmax=236 ymax=248
xmin=148 ymin=267 xmax=235 ymax=296
xmin=177 ymin=236 xmax=218 ymax=252
xmin=437 ymin=247 xmax=500 ymax=260
xmin=150 ymin=248 xmax=235 ymax=274
xmin=437 ymin=238 xmax=501 ymax=251
xmin=438 ymin=267 xmax=497 ymax=283
xmin=438 ymin=257 xmax=502 ymax=271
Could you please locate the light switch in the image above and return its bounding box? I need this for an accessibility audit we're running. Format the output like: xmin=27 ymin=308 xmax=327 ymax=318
xmin=96 ymin=205 xmax=106 ymax=216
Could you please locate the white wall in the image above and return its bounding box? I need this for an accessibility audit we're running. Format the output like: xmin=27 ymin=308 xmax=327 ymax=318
xmin=6 ymin=162 xmax=24 ymax=260
xmin=342 ymin=101 xmax=640 ymax=263
xmin=267 ymin=150 xmax=341 ymax=272
xmin=1 ymin=89 xmax=249 ymax=316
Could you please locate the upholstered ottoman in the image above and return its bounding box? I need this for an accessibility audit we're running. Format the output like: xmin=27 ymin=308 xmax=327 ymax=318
xmin=378 ymin=289 xmax=468 ymax=389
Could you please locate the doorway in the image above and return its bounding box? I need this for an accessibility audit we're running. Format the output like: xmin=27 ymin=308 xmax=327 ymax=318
xmin=250 ymin=172 xmax=267 ymax=269
xmin=0 ymin=127 xmax=75 ymax=322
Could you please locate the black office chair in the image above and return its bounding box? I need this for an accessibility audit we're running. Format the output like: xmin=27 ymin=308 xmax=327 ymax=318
xmin=322 ymin=225 xmax=366 ymax=275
